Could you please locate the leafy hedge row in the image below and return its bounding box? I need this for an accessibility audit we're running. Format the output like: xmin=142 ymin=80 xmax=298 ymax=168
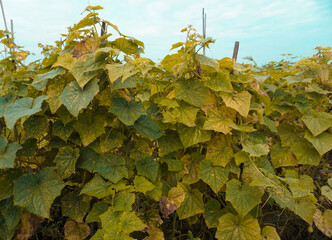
xmin=0 ymin=5 xmax=331 ymax=240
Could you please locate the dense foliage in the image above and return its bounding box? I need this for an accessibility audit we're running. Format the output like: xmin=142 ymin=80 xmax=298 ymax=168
xmin=0 ymin=5 xmax=331 ymax=240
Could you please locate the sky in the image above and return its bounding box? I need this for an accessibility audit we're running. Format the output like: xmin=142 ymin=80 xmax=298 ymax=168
xmin=1 ymin=0 xmax=332 ymax=65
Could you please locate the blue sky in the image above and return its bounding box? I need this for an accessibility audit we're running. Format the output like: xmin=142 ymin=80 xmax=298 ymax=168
xmin=2 ymin=0 xmax=332 ymax=65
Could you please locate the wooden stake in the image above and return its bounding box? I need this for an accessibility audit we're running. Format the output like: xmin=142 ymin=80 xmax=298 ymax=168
xmin=10 ymin=19 xmax=14 ymax=52
xmin=230 ymin=41 xmax=239 ymax=75
xmin=202 ymin=8 xmax=207 ymax=55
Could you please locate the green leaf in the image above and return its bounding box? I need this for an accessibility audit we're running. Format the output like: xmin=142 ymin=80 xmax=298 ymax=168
xmin=204 ymin=72 xmax=233 ymax=93
xmin=0 ymin=198 xmax=22 ymax=231
xmin=177 ymin=183 xmax=204 ymax=220
xmin=112 ymin=191 xmax=135 ymax=212
xmin=110 ymin=98 xmax=146 ymax=125
xmin=305 ymin=131 xmax=332 ymax=156
xmin=74 ymin=110 xmax=105 ymax=146
xmin=110 ymin=77 xmax=137 ymax=91
xmin=199 ymin=159 xmax=229 ymax=193
xmin=86 ymin=202 xmax=109 ymax=223
xmin=262 ymin=226 xmax=280 ymax=240
xmin=23 ymin=115 xmax=49 ymax=139
xmin=158 ymin=131 xmax=183 ymax=156
xmin=220 ymin=91 xmax=251 ymax=117
xmin=99 ymin=129 xmax=126 ymax=153
xmin=78 ymin=147 xmax=128 ymax=183
xmin=64 ymin=220 xmax=91 ymax=240
xmin=134 ymin=115 xmax=162 ymax=140
xmin=177 ymin=125 xmax=211 ymax=148
xmin=216 ymin=213 xmax=261 ymax=240
xmin=301 ymin=110 xmax=332 ymax=137
xmin=226 ymin=179 xmax=263 ymax=216
xmin=4 ymin=95 xmax=47 ymax=129
xmin=203 ymin=110 xmax=234 ymax=134
xmin=205 ymin=135 xmax=233 ymax=167
xmin=270 ymin=143 xmax=297 ymax=168
xmin=54 ymin=147 xmax=79 ymax=179
xmin=203 ymin=199 xmax=224 ymax=228
xmin=134 ymin=176 xmax=156 ymax=194
xmin=136 ymin=156 xmax=159 ymax=182
xmin=52 ymin=120 xmax=74 ymax=142
xmin=0 ymin=169 xmax=21 ymax=201
xmin=60 ymin=79 xmax=99 ymax=117
xmin=80 ymin=174 xmax=114 ymax=199
xmin=290 ymin=142 xmax=321 ymax=166
xmin=242 ymin=141 xmax=269 ymax=157
xmin=61 ymin=191 xmax=91 ymax=222
xmin=13 ymin=167 xmax=64 ymax=218
xmin=174 ymin=79 xmax=208 ymax=107
xmin=162 ymin=157 xmax=183 ymax=172
xmin=31 ymin=67 xmax=66 ymax=90
xmin=0 ymin=137 xmax=21 ymax=169
xmin=70 ymin=55 xmax=102 ymax=88
xmin=174 ymin=101 xmax=199 ymax=127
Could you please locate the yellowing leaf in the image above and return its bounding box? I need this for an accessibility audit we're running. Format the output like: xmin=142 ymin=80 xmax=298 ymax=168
xmin=203 ymin=110 xmax=234 ymax=134
xmin=301 ymin=110 xmax=332 ymax=137
xmin=216 ymin=213 xmax=261 ymax=240
xmin=261 ymin=226 xmax=280 ymax=240
xmin=174 ymin=79 xmax=208 ymax=108
xmin=226 ymin=179 xmax=263 ymax=216
xmin=80 ymin=174 xmax=114 ymax=199
xmin=220 ymin=91 xmax=251 ymax=117
xmin=177 ymin=183 xmax=204 ymax=220
xmin=305 ymin=131 xmax=332 ymax=156
xmin=204 ymin=72 xmax=233 ymax=93
xmin=199 ymin=159 xmax=229 ymax=193
xmin=270 ymin=143 xmax=297 ymax=168
xmin=205 ymin=135 xmax=233 ymax=167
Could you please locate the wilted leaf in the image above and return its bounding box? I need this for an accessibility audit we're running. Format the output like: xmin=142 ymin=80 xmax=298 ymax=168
xmin=64 ymin=220 xmax=91 ymax=240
